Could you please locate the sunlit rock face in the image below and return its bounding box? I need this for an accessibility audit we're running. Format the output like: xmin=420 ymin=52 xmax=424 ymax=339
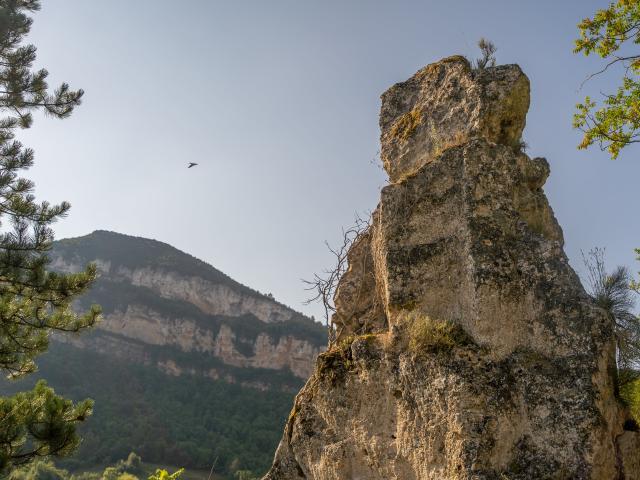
xmin=50 ymin=231 xmax=326 ymax=390
xmin=263 ymin=57 xmax=639 ymax=479
xmin=379 ymin=56 xmax=529 ymax=183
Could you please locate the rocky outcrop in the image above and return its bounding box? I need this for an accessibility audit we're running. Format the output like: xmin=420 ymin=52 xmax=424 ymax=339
xmin=264 ymin=57 xmax=639 ymax=479
xmin=63 ymin=305 xmax=319 ymax=379
xmin=52 ymin=259 xmax=299 ymax=324
xmin=380 ymin=56 xmax=529 ymax=183
xmin=50 ymin=231 xmax=326 ymax=389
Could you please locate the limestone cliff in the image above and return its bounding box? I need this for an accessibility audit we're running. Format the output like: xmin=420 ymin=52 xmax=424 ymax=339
xmin=51 ymin=231 xmax=326 ymax=389
xmin=264 ymin=57 xmax=639 ymax=478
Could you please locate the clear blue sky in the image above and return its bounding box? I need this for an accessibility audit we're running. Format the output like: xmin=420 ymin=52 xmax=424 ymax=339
xmin=20 ymin=0 xmax=640 ymax=320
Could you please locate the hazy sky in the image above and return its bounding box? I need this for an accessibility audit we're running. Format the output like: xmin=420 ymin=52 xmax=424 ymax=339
xmin=20 ymin=1 xmax=640 ymax=320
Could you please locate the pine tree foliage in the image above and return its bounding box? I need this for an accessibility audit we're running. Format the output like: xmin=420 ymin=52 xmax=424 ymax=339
xmin=574 ymin=0 xmax=640 ymax=158
xmin=630 ymin=247 xmax=640 ymax=293
xmin=0 ymin=0 xmax=100 ymax=473
xmin=0 ymin=381 xmax=93 ymax=471
xmin=583 ymin=249 xmax=640 ymax=388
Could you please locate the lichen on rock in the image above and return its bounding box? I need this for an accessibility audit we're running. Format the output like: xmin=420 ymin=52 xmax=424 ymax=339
xmin=263 ymin=56 xmax=639 ymax=479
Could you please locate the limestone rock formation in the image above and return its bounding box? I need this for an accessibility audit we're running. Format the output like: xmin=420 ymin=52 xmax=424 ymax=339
xmin=264 ymin=57 xmax=639 ymax=479
xmin=380 ymin=55 xmax=530 ymax=183
xmin=50 ymin=230 xmax=326 ymax=389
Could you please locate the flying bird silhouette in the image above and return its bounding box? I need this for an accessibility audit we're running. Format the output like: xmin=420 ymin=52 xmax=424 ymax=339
xmin=188 ymin=162 xmax=198 ymax=168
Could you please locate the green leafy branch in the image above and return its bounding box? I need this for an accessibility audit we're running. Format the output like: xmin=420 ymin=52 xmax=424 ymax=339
xmin=574 ymin=0 xmax=640 ymax=158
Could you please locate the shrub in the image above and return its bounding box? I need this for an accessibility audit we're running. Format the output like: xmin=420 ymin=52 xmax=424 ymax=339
xmin=234 ymin=470 xmax=259 ymax=480
xmin=474 ymin=38 xmax=497 ymax=70
xmin=8 ymin=460 xmax=69 ymax=480
xmin=583 ymin=248 xmax=640 ymax=388
xmin=148 ymin=469 xmax=183 ymax=480
xmin=620 ymin=379 xmax=640 ymax=426
xmin=406 ymin=313 xmax=471 ymax=354
xmin=316 ymin=336 xmax=356 ymax=384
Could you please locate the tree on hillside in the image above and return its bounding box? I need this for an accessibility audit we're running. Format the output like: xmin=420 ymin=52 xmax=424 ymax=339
xmin=0 ymin=0 xmax=100 ymax=473
xmin=574 ymin=0 xmax=640 ymax=159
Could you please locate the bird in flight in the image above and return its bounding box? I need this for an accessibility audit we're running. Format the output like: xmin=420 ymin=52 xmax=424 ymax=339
xmin=188 ymin=162 xmax=198 ymax=168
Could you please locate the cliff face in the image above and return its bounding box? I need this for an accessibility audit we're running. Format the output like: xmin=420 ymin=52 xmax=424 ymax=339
xmin=51 ymin=231 xmax=326 ymax=389
xmin=264 ymin=57 xmax=639 ymax=479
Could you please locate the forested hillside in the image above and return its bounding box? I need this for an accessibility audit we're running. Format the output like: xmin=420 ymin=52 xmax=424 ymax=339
xmin=0 ymin=342 xmax=295 ymax=478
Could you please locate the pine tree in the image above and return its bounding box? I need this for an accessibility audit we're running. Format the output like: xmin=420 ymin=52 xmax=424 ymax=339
xmin=0 ymin=0 xmax=100 ymax=473
xmin=583 ymin=249 xmax=640 ymax=389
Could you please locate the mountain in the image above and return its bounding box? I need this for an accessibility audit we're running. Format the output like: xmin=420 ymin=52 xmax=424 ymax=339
xmin=0 ymin=230 xmax=327 ymax=477
xmin=50 ymin=230 xmax=326 ymax=389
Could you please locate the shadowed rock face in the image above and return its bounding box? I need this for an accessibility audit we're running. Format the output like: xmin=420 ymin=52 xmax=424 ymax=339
xmin=263 ymin=57 xmax=639 ymax=479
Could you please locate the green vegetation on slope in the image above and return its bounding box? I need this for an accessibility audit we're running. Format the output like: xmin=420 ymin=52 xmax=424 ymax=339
xmin=9 ymin=454 xmax=195 ymax=480
xmin=621 ymin=378 xmax=640 ymax=426
xmin=0 ymin=343 xmax=296 ymax=478
xmin=78 ymin=329 xmax=306 ymax=392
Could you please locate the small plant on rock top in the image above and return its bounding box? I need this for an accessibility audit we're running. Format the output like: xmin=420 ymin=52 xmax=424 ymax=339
xmin=474 ymin=38 xmax=497 ymax=70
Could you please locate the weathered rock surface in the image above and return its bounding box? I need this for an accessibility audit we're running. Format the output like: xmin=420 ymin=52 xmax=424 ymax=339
xmin=59 ymin=306 xmax=320 ymax=380
xmin=51 ymin=231 xmax=326 ymax=389
xmin=380 ymin=56 xmax=529 ymax=183
xmin=264 ymin=57 xmax=639 ymax=479
xmin=52 ymin=258 xmax=300 ymax=324
xmin=619 ymin=431 xmax=640 ymax=479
